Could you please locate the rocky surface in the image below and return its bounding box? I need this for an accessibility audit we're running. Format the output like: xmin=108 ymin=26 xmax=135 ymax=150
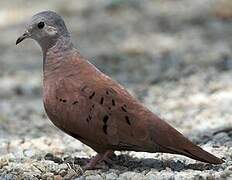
xmin=0 ymin=0 xmax=232 ymax=179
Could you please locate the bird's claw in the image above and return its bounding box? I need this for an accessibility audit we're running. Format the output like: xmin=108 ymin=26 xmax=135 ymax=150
xmin=83 ymin=150 xmax=115 ymax=170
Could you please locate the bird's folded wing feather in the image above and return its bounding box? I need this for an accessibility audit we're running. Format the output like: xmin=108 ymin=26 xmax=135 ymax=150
xmin=54 ymin=58 xmax=157 ymax=152
xmin=52 ymin=57 xmax=223 ymax=164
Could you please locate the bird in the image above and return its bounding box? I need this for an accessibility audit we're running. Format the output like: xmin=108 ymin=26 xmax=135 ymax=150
xmin=16 ymin=10 xmax=224 ymax=169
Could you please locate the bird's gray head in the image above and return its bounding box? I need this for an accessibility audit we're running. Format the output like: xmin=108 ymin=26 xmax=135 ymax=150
xmin=16 ymin=11 xmax=71 ymax=52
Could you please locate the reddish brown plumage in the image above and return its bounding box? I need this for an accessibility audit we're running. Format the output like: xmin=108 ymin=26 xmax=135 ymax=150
xmin=42 ymin=43 xmax=223 ymax=167
xmin=16 ymin=10 xmax=223 ymax=169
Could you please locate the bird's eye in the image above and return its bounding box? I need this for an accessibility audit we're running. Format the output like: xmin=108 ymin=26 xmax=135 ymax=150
xmin=37 ymin=22 xmax=45 ymax=29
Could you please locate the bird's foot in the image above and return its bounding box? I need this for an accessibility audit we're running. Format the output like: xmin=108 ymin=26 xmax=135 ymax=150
xmin=83 ymin=150 xmax=115 ymax=170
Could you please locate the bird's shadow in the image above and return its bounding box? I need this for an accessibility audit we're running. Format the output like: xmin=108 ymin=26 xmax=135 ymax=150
xmin=64 ymin=154 xmax=223 ymax=172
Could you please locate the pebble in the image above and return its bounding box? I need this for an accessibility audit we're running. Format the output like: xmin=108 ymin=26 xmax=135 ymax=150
xmin=63 ymin=169 xmax=78 ymax=180
xmin=86 ymin=174 xmax=102 ymax=180
xmin=54 ymin=175 xmax=63 ymax=180
xmin=105 ymin=172 xmax=118 ymax=180
xmin=59 ymin=169 xmax=67 ymax=177
xmin=41 ymin=172 xmax=54 ymax=180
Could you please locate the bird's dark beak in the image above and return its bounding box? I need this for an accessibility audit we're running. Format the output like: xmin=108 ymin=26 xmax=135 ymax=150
xmin=16 ymin=32 xmax=30 ymax=45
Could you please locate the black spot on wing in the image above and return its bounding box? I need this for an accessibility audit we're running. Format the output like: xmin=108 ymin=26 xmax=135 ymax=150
xmin=112 ymin=99 xmax=116 ymax=106
xmin=103 ymin=115 xmax=109 ymax=123
xmin=89 ymin=92 xmax=95 ymax=99
xmin=121 ymin=106 xmax=127 ymax=112
xmin=59 ymin=98 xmax=67 ymax=103
xmin=102 ymin=115 xmax=109 ymax=135
xmin=100 ymin=97 xmax=104 ymax=104
xmin=72 ymin=101 xmax=79 ymax=105
xmin=86 ymin=118 xmax=89 ymax=123
xmin=125 ymin=116 xmax=131 ymax=125
xmin=103 ymin=125 xmax=107 ymax=134
xmin=121 ymin=104 xmax=127 ymax=112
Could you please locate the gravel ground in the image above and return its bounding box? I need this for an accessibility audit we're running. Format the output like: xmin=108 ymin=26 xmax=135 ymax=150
xmin=0 ymin=0 xmax=232 ymax=179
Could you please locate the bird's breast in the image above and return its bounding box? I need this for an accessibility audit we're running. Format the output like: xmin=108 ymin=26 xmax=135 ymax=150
xmin=42 ymin=77 xmax=85 ymax=133
xmin=43 ymin=80 xmax=62 ymax=127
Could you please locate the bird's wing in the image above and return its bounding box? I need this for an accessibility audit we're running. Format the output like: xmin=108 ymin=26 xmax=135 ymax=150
xmin=54 ymin=57 xmax=223 ymax=164
xmin=52 ymin=57 xmax=155 ymax=152
xmin=83 ymin=63 xmax=223 ymax=164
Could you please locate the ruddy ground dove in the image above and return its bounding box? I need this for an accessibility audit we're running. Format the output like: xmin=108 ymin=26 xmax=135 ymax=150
xmin=16 ymin=11 xmax=223 ymax=169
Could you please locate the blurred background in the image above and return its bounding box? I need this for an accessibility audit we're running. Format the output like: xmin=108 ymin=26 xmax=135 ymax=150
xmin=0 ymin=0 xmax=232 ymax=179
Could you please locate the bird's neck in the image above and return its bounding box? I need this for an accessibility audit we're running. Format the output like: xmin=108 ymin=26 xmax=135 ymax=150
xmin=43 ymin=37 xmax=75 ymax=78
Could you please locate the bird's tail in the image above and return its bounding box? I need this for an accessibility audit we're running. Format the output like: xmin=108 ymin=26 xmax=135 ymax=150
xmin=157 ymin=140 xmax=224 ymax=164
xmin=150 ymin=118 xmax=224 ymax=164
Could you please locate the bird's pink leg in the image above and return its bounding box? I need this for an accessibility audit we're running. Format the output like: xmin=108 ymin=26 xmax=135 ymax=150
xmin=84 ymin=150 xmax=115 ymax=170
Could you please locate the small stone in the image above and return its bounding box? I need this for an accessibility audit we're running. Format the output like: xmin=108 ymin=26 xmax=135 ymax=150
xmin=59 ymin=169 xmax=67 ymax=177
xmin=105 ymin=172 xmax=118 ymax=180
xmin=119 ymin=172 xmax=145 ymax=180
xmin=44 ymin=153 xmax=63 ymax=164
xmin=53 ymin=156 xmax=63 ymax=164
xmin=44 ymin=153 xmax=54 ymax=161
xmin=3 ymin=174 xmax=18 ymax=180
xmin=54 ymin=175 xmax=63 ymax=180
xmin=74 ymin=176 xmax=85 ymax=180
xmin=86 ymin=174 xmax=102 ymax=180
xmin=168 ymin=160 xmax=185 ymax=171
xmin=213 ymin=132 xmax=231 ymax=144
xmin=23 ymin=149 xmax=35 ymax=158
xmin=42 ymin=172 xmax=54 ymax=180
xmin=73 ymin=164 xmax=83 ymax=176
xmin=0 ymin=158 xmax=8 ymax=168
xmin=63 ymin=169 xmax=78 ymax=180
xmin=220 ymin=169 xmax=232 ymax=178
